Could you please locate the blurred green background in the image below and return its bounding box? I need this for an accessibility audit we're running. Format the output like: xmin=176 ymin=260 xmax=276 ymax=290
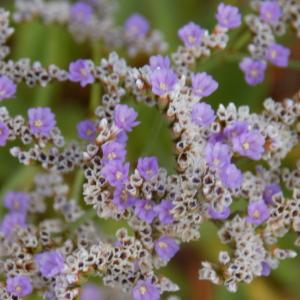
xmin=1 ymin=0 xmax=300 ymax=299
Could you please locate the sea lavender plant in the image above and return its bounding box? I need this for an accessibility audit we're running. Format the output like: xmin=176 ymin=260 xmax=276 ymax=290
xmin=0 ymin=1 xmax=300 ymax=299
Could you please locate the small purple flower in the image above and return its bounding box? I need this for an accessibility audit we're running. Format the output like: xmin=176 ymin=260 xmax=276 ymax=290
xmin=224 ymin=120 xmax=248 ymax=140
xmin=124 ymin=13 xmax=150 ymax=39
xmin=261 ymin=261 xmax=271 ymax=276
xmin=0 ymin=76 xmax=16 ymax=101
xmin=149 ymin=55 xmax=171 ymax=71
xmin=178 ymin=22 xmax=205 ymax=48
xmin=70 ymin=2 xmax=93 ymax=25
xmin=154 ymin=199 xmax=174 ymax=224
xmin=0 ymin=121 xmax=9 ymax=146
xmin=35 ymin=250 xmax=64 ymax=278
xmin=77 ymin=120 xmax=97 ymax=142
xmin=191 ymin=102 xmax=215 ymax=126
xmin=133 ymin=280 xmax=160 ymax=300
xmin=191 ymin=72 xmax=218 ymax=98
xmin=246 ymin=201 xmax=270 ymax=225
xmin=102 ymin=141 xmax=126 ymax=164
xmin=208 ymin=132 xmax=225 ymax=145
xmin=205 ymin=142 xmax=231 ymax=169
xmin=114 ymin=104 xmax=139 ymax=132
xmin=80 ymin=284 xmax=103 ymax=300
xmin=216 ymin=3 xmax=241 ymax=29
xmin=219 ymin=164 xmax=243 ymax=189
xmin=134 ymin=200 xmax=157 ymax=223
xmin=155 ymin=236 xmax=179 ymax=262
xmin=208 ymin=206 xmax=231 ymax=220
xmin=240 ymin=58 xmax=267 ymax=86
xmin=137 ymin=156 xmax=159 ymax=181
xmin=266 ymin=43 xmax=290 ymax=67
xmin=113 ymin=187 xmax=136 ymax=211
xmin=102 ymin=160 xmax=129 ymax=187
xmin=1 ymin=213 xmax=26 ymax=238
xmin=232 ymin=130 xmax=265 ymax=160
xmin=6 ymin=275 xmax=32 ymax=298
xmin=150 ymin=69 xmax=178 ymax=96
xmin=4 ymin=192 xmax=29 ymax=213
xmin=68 ymin=59 xmax=95 ymax=87
xmin=263 ymin=183 xmax=281 ymax=205
xmin=260 ymin=1 xmax=282 ymax=25
xmin=28 ymin=107 xmax=56 ymax=137
xmin=116 ymin=131 xmax=128 ymax=144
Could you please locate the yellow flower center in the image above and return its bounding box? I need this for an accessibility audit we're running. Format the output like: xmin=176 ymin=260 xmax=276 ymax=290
xmin=34 ymin=119 xmax=43 ymax=128
xmin=159 ymin=241 xmax=168 ymax=249
xmin=188 ymin=35 xmax=196 ymax=44
xmin=139 ymin=285 xmax=147 ymax=295
xmin=243 ymin=142 xmax=250 ymax=150
xmin=160 ymin=82 xmax=166 ymax=90
xmin=116 ymin=171 xmax=123 ymax=180
xmin=253 ymin=210 xmax=261 ymax=219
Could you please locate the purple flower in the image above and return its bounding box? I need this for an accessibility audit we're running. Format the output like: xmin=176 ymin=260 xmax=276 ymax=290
xmin=137 ymin=156 xmax=159 ymax=181
xmin=4 ymin=192 xmax=29 ymax=213
xmin=205 ymin=142 xmax=231 ymax=169
xmin=1 ymin=213 xmax=26 ymax=238
xmin=116 ymin=131 xmax=128 ymax=144
xmin=0 ymin=76 xmax=16 ymax=101
xmin=266 ymin=43 xmax=290 ymax=67
xmin=6 ymin=275 xmax=32 ymax=298
xmin=260 ymin=1 xmax=282 ymax=25
xmin=102 ymin=141 xmax=126 ymax=164
xmin=150 ymin=69 xmax=178 ymax=96
xmin=124 ymin=13 xmax=150 ymax=39
xmin=232 ymin=130 xmax=265 ymax=160
xmin=246 ymin=201 xmax=270 ymax=225
xmin=68 ymin=59 xmax=94 ymax=87
xmin=114 ymin=104 xmax=139 ymax=132
xmin=219 ymin=164 xmax=243 ymax=189
xmin=77 ymin=120 xmax=97 ymax=142
xmin=178 ymin=22 xmax=205 ymax=48
xmin=149 ymin=55 xmax=171 ymax=71
xmin=35 ymin=250 xmax=64 ymax=278
xmin=0 ymin=121 xmax=9 ymax=146
xmin=224 ymin=120 xmax=248 ymax=140
xmin=240 ymin=58 xmax=267 ymax=86
xmin=80 ymin=284 xmax=103 ymax=300
xmin=263 ymin=183 xmax=281 ymax=205
xmin=208 ymin=206 xmax=231 ymax=220
xmin=154 ymin=199 xmax=174 ymax=224
xmin=155 ymin=236 xmax=179 ymax=261
xmin=113 ymin=187 xmax=136 ymax=211
xmin=191 ymin=72 xmax=218 ymax=97
xmin=208 ymin=132 xmax=225 ymax=145
xmin=133 ymin=280 xmax=160 ymax=300
xmin=102 ymin=160 xmax=129 ymax=187
xmin=70 ymin=2 xmax=93 ymax=24
xmin=261 ymin=261 xmax=271 ymax=276
xmin=28 ymin=107 xmax=56 ymax=137
xmin=134 ymin=200 xmax=157 ymax=223
xmin=216 ymin=3 xmax=241 ymax=29
xmin=191 ymin=102 xmax=215 ymax=126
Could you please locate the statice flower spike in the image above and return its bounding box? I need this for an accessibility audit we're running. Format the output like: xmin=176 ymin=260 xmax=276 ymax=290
xmin=134 ymin=199 xmax=157 ymax=223
xmin=80 ymin=284 xmax=103 ymax=300
xmin=216 ymin=3 xmax=241 ymax=29
xmin=155 ymin=236 xmax=179 ymax=262
xmin=6 ymin=275 xmax=32 ymax=298
xmin=191 ymin=72 xmax=218 ymax=98
xmin=77 ymin=119 xmax=97 ymax=142
xmin=101 ymin=141 xmax=127 ymax=164
xmin=150 ymin=68 xmax=178 ymax=96
xmin=4 ymin=191 xmax=29 ymax=213
xmin=132 ymin=280 xmax=160 ymax=300
xmin=70 ymin=2 xmax=93 ymax=25
xmin=205 ymin=142 xmax=231 ymax=169
xmin=239 ymin=58 xmax=267 ymax=86
xmin=28 ymin=107 xmax=56 ymax=137
xmin=191 ymin=102 xmax=216 ymax=127
xmin=149 ymin=55 xmax=171 ymax=71
xmin=68 ymin=59 xmax=95 ymax=87
xmin=0 ymin=75 xmax=17 ymax=101
xmin=266 ymin=43 xmax=290 ymax=67
xmin=246 ymin=200 xmax=270 ymax=225
xmin=260 ymin=1 xmax=282 ymax=25
xmin=101 ymin=160 xmax=130 ymax=187
xmin=137 ymin=156 xmax=159 ymax=181
xmin=113 ymin=104 xmax=139 ymax=132
xmin=178 ymin=22 xmax=205 ymax=48
xmin=124 ymin=13 xmax=150 ymax=39
xmin=35 ymin=250 xmax=64 ymax=278
xmin=0 ymin=121 xmax=9 ymax=146
xmin=208 ymin=206 xmax=231 ymax=220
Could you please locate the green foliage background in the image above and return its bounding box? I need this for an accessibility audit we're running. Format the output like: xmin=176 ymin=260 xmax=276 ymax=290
xmin=1 ymin=0 xmax=300 ymax=299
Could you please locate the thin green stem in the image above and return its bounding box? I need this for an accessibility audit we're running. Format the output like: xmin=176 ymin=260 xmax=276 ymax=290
xmin=71 ymin=170 xmax=84 ymax=201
